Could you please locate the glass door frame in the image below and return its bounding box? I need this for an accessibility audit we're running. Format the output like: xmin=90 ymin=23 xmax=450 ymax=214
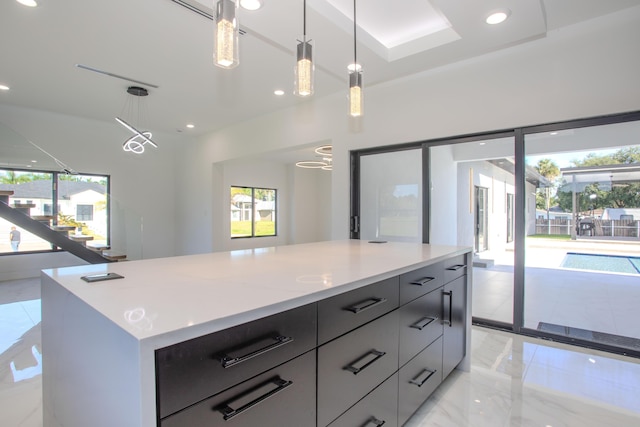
xmin=350 ymin=110 xmax=640 ymax=358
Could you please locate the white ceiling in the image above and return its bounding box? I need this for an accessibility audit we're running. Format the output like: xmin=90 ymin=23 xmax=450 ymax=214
xmin=1 ymin=0 xmax=639 ymax=167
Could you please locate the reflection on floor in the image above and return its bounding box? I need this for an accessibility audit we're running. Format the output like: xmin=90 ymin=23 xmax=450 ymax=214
xmin=1 ymin=278 xmax=640 ymax=426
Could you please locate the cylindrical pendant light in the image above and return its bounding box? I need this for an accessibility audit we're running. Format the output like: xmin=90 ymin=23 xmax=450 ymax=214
xmin=295 ymin=0 xmax=314 ymax=97
xmin=214 ymin=0 xmax=239 ymax=69
xmin=349 ymin=0 xmax=363 ymax=117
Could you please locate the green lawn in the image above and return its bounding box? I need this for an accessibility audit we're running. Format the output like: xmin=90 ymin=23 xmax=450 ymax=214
xmin=231 ymin=220 xmax=276 ymax=237
xmin=527 ymin=234 xmax=571 ymax=240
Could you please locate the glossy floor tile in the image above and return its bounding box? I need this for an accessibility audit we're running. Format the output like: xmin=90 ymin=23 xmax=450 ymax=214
xmin=1 ymin=278 xmax=639 ymax=426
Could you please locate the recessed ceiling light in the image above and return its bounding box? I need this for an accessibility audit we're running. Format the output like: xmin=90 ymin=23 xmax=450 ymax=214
xmin=486 ymin=9 xmax=511 ymax=25
xmin=274 ymin=89 xmax=285 ymax=96
xmin=186 ymin=123 xmax=195 ymax=129
xmin=240 ymin=0 xmax=263 ymax=11
xmin=550 ymin=132 xmax=558 ymax=135
xmin=16 ymin=0 xmax=38 ymax=7
xmin=0 ymin=84 xmax=9 ymax=91
xmin=31 ymin=160 xmax=37 ymax=163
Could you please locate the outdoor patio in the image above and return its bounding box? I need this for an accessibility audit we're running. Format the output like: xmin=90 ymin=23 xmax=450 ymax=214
xmin=473 ymin=237 xmax=640 ymax=349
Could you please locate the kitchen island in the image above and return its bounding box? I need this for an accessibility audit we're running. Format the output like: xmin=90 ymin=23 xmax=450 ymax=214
xmin=42 ymin=240 xmax=472 ymax=427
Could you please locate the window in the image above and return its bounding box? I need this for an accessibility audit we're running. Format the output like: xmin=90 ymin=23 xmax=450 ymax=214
xmin=230 ymin=186 xmax=277 ymax=238
xmin=0 ymin=168 xmax=109 ymax=254
xmin=76 ymin=204 xmax=94 ymax=221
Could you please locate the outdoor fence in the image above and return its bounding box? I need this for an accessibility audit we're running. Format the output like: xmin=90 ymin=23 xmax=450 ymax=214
xmin=535 ymin=218 xmax=640 ymax=239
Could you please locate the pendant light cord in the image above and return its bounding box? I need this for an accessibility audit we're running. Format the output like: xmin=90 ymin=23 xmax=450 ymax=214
xmin=303 ymin=0 xmax=307 ymax=37
xmin=353 ymin=0 xmax=357 ymax=65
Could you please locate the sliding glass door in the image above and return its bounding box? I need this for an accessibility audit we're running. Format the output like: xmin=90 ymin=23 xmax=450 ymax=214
xmin=352 ymin=148 xmax=425 ymax=243
xmin=523 ymin=119 xmax=640 ymax=353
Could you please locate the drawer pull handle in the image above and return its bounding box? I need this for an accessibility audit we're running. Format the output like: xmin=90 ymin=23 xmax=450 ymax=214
xmin=345 ymin=297 xmax=387 ymax=314
xmin=409 ymin=368 xmax=437 ymax=387
xmin=362 ymin=417 xmax=386 ymax=427
xmin=443 ymin=291 xmax=453 ymax=327
xmin=410 ymin=316 xmax=438 ymax=331
xmin=219 ymin=335 xmax=293 ymax=369
xmin=409 ymin=277 xmax=435 ymax=286
xmin=344 ymin=349 xmax=386 ymax=375
xmin=218 ymin=377 xmax=292 ymax=421
xmin=446 ymin=264 xmax=466 ymax=271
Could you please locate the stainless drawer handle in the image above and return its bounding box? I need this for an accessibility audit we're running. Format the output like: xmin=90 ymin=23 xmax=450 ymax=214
xmin=409 ymin=277 xmax=435 ymax=286
xmin=218 ymin=377 xmax=292 ymax=421
xmin=409 ymin=368 xmax=437 ymax=387
xmin=443 ymin=291 xmax=452 ymax=327
xmin=344 ymin=349 xmax=386 ymax=375
xmin=218 ymin=335 xmax=293 ymax=368
xmin=409 ymin=316 xmax=438 ymax=331
xmin=446 ymin=264 xmax=466 ymax=271
xmin=345 ymin=297 xmax=387 ymax=314
xmin=362 ymin=417 xmax=386 ymax=427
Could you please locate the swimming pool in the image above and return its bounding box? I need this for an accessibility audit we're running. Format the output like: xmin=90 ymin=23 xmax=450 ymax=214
xmin=561 ymin=252 xmax=640 ymax=275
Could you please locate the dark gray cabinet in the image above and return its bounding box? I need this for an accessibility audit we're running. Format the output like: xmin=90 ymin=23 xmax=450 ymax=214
xmin=154 ymin=251 xmax=469 ymax=427
xmin=442 ymin=275 xmax=466 ymax=378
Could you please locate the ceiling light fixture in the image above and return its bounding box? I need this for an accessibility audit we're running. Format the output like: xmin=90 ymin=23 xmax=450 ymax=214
xmin=274 ymin=89 xmax=285 ymax=96
xmin=16 ymin=0 xmax=38 ymax=7
xmin=115 ymin=86 xmax=158 ymax=154
xmin=486 ymin=9 xmax=511 ymax=25
xmin=294 ymin=0 xmax=314 ymax=97
xmin=349 ymin=0 xmax=363 ymax=117
xmin=186 ymin=123 xmax=195 ymax=128
xmin=0 ymin=84 xmax=9 ymax=91
xmin=296 ymin=145 xmax=332 ymax=170
xmin=239 ymin=0 xmax=263 ymax=11
xmin=214 ymin=0 xmax=240 ymax=69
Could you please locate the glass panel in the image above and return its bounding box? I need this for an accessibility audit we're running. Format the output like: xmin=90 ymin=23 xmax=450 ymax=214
xmin=231 ymin=187 xmax=253 ymax=238
xmin=524 ymin=120 xmax=640 ymax=351
xmin=57 ymin=174 xmax=109 ymax=247
xmin=432 ymin=136 xmax=515 ymax=325
xmin=254 ymin=188 xmax=276 ymax=237
xmin=359 ymin=149 xmax=422 ymax=242
xmin=0 ymin=169 xmax=53 ymax=253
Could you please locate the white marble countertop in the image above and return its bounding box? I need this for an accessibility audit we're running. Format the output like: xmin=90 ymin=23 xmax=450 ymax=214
xmin=42 ymin=240 xmax=469 ymax=344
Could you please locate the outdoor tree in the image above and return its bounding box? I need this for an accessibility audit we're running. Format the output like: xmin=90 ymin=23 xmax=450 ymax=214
xmin=534 ymin=158 xmax=560 ymax=218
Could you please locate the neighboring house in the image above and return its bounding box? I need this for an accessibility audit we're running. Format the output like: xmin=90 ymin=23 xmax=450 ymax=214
xmin=0 ymin=180 xmax=107 ymax=236
xmin=602 ymin=208 xmax=640 ymax=220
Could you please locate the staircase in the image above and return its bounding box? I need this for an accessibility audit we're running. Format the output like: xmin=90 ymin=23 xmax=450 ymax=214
xmin=0 ymin=199 xmax=123 ymax=264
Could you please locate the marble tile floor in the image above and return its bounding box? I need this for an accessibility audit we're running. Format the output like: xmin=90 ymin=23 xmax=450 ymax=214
xmin=1 ymin=277 xmax=640 ymax=427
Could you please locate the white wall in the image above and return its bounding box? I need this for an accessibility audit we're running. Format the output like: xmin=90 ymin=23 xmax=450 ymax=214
xmin=177 ymin=7 xmax=640 ymax=250
xmin=0 ymin=105 xmax=182 ymax=263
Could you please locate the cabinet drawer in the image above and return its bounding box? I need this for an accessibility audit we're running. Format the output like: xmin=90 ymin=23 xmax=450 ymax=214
xmin=327 ymin=373 xmax=398 ymax=427
xmin=399 ymin=261 xmax=443 ymax=305
xmin=318 ymin=276 xmax=399 ymax=345
xmin=443 ymin=254 xmax=467 ymax=284
xmin=399 ymin=287 xmax=443 ymax=366
xmin=156 ymin=303 xmax=317 ymax=419
xmin=160 ymin=350 xmax=316 ymax=427
xmin=398 ymin=336 xmax=443 ymax=426
xmin=317 ymin=310 xmax=399 ymax=427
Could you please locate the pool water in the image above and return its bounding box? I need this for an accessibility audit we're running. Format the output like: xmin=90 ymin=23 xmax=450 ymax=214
xmin=561 ymin=252 xmax=640 ymax=275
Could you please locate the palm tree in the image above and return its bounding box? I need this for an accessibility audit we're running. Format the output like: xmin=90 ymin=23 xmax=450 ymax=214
xmin=535 ymin=159 xmax=560 ymax=221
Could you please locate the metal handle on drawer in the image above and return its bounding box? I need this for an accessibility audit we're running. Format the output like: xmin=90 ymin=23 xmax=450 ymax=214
xmin=446 ymin=264 xmax=466 ymax=271
xmin=344 ymin=349 xmax=386 ymax=375
xmin=409 ymin=316 xmax=438 ymax=331
xmin=362 ymin=417 xmax=386 ymax=427
xmin=443 ymin=291 xmax=452 ymax=327
xmin=409 ymin=277 xmax=435 ymax=286
xmin=345 ymin=297 xmax=388 ymax=314
xmin=409 ymin=368 xmax=437 ymax=387
xmin=218 ymin=377 xmax=292 ymax=421
xmin=218 ymin=335 xmax=293 ymax=369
